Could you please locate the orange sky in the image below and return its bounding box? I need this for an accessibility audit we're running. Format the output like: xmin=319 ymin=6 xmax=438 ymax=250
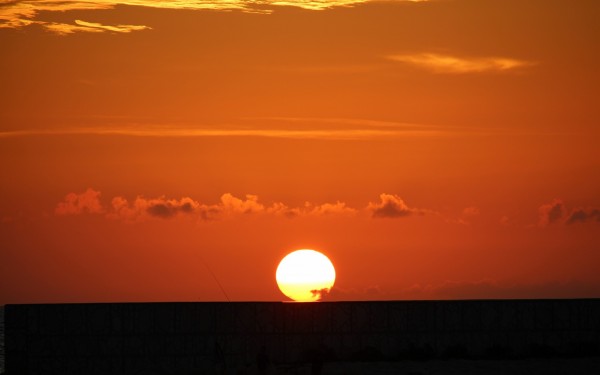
xmin=1 ymin=0 xmax=599 ymax=304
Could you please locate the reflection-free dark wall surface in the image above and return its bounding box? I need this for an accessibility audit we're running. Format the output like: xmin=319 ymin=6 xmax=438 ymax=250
xmin=6 ymin=299 xmax=600 ymax=374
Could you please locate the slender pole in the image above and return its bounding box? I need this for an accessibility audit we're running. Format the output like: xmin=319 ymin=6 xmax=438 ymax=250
xmin=202 ymin=259 xmax=231 ymax=302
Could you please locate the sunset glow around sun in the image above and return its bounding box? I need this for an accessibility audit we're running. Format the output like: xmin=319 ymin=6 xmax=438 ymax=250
xmin=1 ymin=1 xmax=599 ymax=306
xmin=276 ymin=250 xmax=336 ymax=302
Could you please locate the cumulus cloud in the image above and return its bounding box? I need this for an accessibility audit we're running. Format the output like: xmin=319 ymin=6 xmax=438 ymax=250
xmin=305 ymin=201 xmax=356 ymax=216
xmin=367 ymin=194 xmax=426 ymax=218
xmin=538 ymin=199 xmax=565 ymax=227
xmin=55 ymin=188 xmax=104 ymax=215
xmin=310 ymin=287 xmax=331 ymax=301
xmin=57 ymin=189 xmax=360 ymax=222
xmin=537 ymin=199 xmax=600 ymax=227
xmin=566 ymin=207 xmax=600 ymax=225
xmin=107 ymin=196 xmax=202 ymax=221
xmin=387 ymin=53 xmax=535 ymax=74
xmin=219 ymin=193 xmax=265 ymax=215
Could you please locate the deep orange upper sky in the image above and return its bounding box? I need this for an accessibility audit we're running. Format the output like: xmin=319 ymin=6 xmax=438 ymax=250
xmin=1 ymin=0 xmax=599 ymax=304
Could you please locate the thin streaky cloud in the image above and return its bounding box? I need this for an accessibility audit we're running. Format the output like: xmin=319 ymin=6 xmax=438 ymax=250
xmin=41 ymin=19 xmax=150 ymax=35
xmin=253 ymin=116 xmax=460 ymax=130
xmin=247 ymin=116 xmax=513 ymax=135
xmin=0 ymin=125 xmax=449 ymax=140
xmin=387 ymin=53 xmax=536 ymax=74
xmin=74 ymin=19 xmax=150 ymax=33
xmin=0 ymin=0 xmax=430 ymax=34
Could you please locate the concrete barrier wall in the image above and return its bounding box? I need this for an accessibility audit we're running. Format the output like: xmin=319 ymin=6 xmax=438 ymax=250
xmin=5 ymin=299 xmax=600 ymax=374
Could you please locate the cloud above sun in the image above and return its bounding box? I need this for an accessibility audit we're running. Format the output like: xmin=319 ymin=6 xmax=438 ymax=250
xmin=538 ymin=199 xmax=600 ymax=227
xmin=56 ymin=189 xmax=357 ymax=222
xmin=0 ymin=0 xmax=428 ymax=34
xmin=367 ymin=193 xmax=430 ymax=218
xmin=53 ymin=190 xmax=600 ymax=227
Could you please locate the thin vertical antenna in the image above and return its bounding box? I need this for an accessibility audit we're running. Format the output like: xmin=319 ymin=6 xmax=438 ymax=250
xmin=202 ymin=259 xmax=231 ymax=302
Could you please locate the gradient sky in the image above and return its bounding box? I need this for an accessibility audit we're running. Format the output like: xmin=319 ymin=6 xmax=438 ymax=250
xmin=1 ymin=0 xmax=599 ymax=304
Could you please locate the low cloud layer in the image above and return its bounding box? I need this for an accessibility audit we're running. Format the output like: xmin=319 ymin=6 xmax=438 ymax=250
xmin=55 ymin=191 xmax=599 ymax=227
xmin=367 ymin=194 xmax=428 ymax=218
xmin=402 ymin=279 xmax=600 ymax=300
xmin=538 ymin=199 xmax=565 ymax=227
xmin=566 ymin=208 xmax=600 ymax=225
xmin=56 ymin=189 xmax=357 ymax=222
xmin=325 ymin=279 xmax=600 ymax=301
xmin=55 ymin=188 xmax=104 ymax=215
xmin=538 ymin=199 xmax=599 ymax=226
xmin=387 ymin=53 xmax=535 ymax=74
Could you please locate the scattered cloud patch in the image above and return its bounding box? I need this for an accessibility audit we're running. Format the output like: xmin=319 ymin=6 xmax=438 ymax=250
xmin=305 ymin=201 xmax=356 ymax=216
xmin=219 ymin=193 xmax=265 ymax=215
xmin=322 ymin=284 xmax=388 ymax=301
xmin=537 ymin=199 xmax=600 ymax=227
xmin=462 ymin=206 xmax=480 ymax=217
xmin=451 ymin=205 xmax=481 ymax=225
xmin=310 ymin=287 xmax=331 ymax=301
xmin=538 ymin=199 xmax=565 ymax=227
xmin=58 ymin=189 xmax=360 ymax=222
xmin=387 ymin=53 xmax=535 ymax=74
xmin=146 ymin=197 xmax=199 ymax=218
xmin=566 ymin=207 xmax=600 ymax=225
xmin=55 ymin=188 xmax=104 ymax=215
xmin=367 ymin=194 xmax=427 ymax=218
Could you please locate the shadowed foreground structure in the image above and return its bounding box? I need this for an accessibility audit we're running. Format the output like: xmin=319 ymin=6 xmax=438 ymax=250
xmin=5 ymin=299 xmax=600 ymax=374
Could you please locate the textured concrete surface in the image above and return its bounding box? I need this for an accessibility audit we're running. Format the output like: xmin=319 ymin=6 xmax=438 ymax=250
xmin=5 ymin=299 xmax=600 ymax=374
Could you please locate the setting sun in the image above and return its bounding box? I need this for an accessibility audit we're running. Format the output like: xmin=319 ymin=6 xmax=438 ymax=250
xmin=276 ymin=249 xmax=336 ymax=302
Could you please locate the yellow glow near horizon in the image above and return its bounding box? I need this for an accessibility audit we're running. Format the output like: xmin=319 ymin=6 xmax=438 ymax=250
xmin=276 ymin=249 xmax=336 ymax=302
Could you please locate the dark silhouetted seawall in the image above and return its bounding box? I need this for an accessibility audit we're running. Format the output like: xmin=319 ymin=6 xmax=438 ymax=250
xmin=5 ymin=299 xmax=600 ymax=374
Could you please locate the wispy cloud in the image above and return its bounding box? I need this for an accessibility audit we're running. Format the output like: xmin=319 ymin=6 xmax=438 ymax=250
xmin=0 ymin=0 xmax=428 ymax=34
xmin=41 ymin=19 xmax=150 ymax=35
xmin=387 ymin=53 xmax=536 ymax=74
xmin=74 ymin=19 xmax=150 ymax=33
xmin=0 ymin=120 xmax=455 ymax=140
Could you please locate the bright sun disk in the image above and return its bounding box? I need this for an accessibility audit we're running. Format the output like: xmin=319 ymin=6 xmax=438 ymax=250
xmin=276 ymin=249 xmax=336 ymax=302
